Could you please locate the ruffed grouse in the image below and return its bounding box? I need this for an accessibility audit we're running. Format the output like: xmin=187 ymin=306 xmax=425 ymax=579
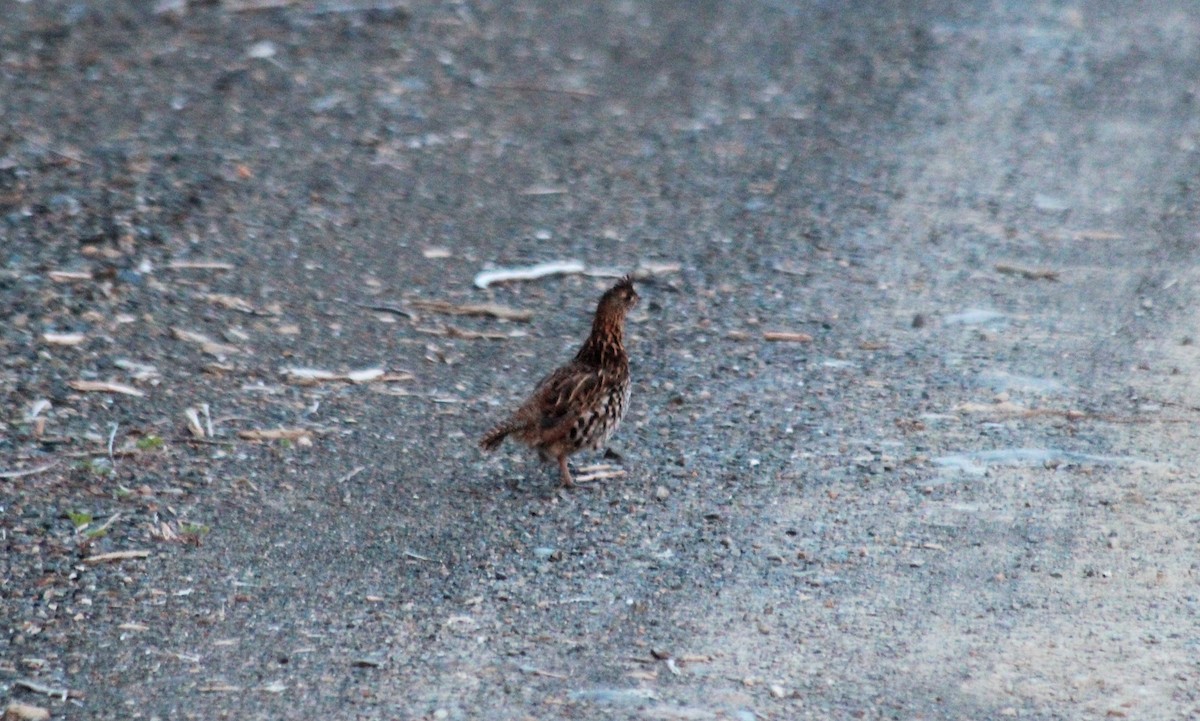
xmin=480 ymin=276 xmax=639 ymax=487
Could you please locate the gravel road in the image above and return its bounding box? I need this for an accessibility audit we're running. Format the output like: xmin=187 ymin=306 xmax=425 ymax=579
xmin=2 ymin=2 xmax=1199 ymax=719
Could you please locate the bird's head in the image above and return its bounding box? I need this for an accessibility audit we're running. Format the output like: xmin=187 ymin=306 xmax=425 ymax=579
xmin=599 ymin=275 xmax=639 ymax=315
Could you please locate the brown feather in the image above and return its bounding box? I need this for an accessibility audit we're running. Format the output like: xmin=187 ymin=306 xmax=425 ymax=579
xmin=480 ymin=277 xmax=639 ymax=487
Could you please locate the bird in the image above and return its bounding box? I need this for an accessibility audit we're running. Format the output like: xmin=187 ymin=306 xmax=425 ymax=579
xmin=480 ymin=275 xmax=639 ymax=487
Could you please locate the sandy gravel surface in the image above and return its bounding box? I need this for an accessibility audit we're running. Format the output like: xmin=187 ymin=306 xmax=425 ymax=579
xmin=2 ymin=2 xmax=1199 ymax=719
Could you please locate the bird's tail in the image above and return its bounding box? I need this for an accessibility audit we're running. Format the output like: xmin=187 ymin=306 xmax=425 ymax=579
xmin=480 ymin=421 xmax=517 ymax=451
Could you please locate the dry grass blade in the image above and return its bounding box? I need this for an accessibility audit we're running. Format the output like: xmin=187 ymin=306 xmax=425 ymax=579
xmin=84 ymin=550 xmax=151 ymax=564
xmin=409 ymin=300 xmax=533 ymax=321
xmin=0 ymin=461 xmax=58 ymax=479
xmin=80 ymin=512 xmax=122 ymax=539
xmin=763 ymin=331 xmax=814 ymax=343
xmin=68 ymin=380 xmax=145 ymax=397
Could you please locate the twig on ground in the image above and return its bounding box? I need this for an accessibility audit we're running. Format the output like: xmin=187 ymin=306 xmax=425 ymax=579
xmin=166 ymin=260 xmax=235 ymax=271
xmin=68 ymin=380 xmax=145 ymax=397
xmin=409 ymin=300 xmax=533 ymax=322
xmin=343 ymin=300 xmax=416 ymax=319
xmin=84 ymin=550 xmax=151 ymax=564
xmin=474 ymin=260 xmax=586 ymax=288
xmin=519 ymin=666 xmax=570 ymax=680
xmin=14 ymin=678 xmax=70 ymax=700
xmin=0 ymin=461 xmax=59 ymax=479
xmin=994 ymin=263 xmax=1060 ymax=281
xmin=486 ymin=84 xmax=598 ymax=99
xmin=763 ymin=331 xmax=814 ymax=343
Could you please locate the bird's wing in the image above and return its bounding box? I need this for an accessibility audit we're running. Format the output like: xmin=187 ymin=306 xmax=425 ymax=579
xmin=514 ymin=363 xmax=602 ymax=441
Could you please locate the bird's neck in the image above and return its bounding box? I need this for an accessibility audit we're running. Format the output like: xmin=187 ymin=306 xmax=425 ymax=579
xmin=575 ymin=310 xmax=626 ymax=368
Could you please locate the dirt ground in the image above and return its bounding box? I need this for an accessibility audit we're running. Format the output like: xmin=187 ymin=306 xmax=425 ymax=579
xmin=3 ymin=1 xmax=1199 ymax=719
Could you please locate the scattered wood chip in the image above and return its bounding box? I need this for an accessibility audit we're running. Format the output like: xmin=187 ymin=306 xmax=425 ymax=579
xmin=24 ymin=399 xmax=51 ymax=422
xmin=47 ymin=270 xmax=93 ymax=282
xmin=42 ymin=331 xmax=86 ymax=346
xmin=167 ymin=260 xmax=234 ymax=271
xmin=172 ymin=327 xmax=240 ymax=357
xmin=519 ymin=666 xmax=569 ymax=680
xmin=0 ymin=462 xmax=58 ymax=480
xmin=634 ymin=260 xmax=683 ymax=277
xmin=199 ymin=684 xmax=243 ymax=692
xmin=1070 ymin=230 xmax=1123 ymax=241
xmin=574 ymin=464 xmax=627 ymax=484
xmin=282 ymin=367 xmax=387 ymax=384
xmin=518 ymin=185 xmax=568 ymax=196
xmin=68 ymin=380 xmax=145 ymax=397
xmin=118 ymin=622 xmax=150 ymax=632
xmin=84 ymin=550 xmax=150 ymax=564
xmin=114 ymin=359 xmax=160 ymax=380
xmin=858 ymin=340 xmax=887 ymax=351
xmin=994 ymin=263 xmax=1059 ymax=281
xmin=409 ymin=300 xmax=533 ymax=321
xmin=422 ymin=247 xmax=452 ymax=259
xmin=416 ymin=325 xmax=524 ymax=340
xmin=204 ymin=293 xmax=257 ymax=313
xmin=184 ymin=408 xmax=205 ymax=438
xmin=474 ymin=260 xmax=586 ymax=288
xmin=238 ymin=428 xmax=313 ymax=442
xmin=764 ymin=331 xmax=814 ymax=343
xmin=5 ymin=701 xmax=50 ymax=720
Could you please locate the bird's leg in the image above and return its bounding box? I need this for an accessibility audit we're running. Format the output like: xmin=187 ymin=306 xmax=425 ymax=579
xmin=557 ymin=454 xmax=574 ymax=488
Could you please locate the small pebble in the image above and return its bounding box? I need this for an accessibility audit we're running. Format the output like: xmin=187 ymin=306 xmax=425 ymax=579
xmin=654 ymin=486 xmax=670 ymax=501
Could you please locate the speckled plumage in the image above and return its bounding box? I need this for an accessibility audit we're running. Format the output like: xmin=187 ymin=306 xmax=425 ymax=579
xmin=481 ymin=276 xmax=639 ymax=487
